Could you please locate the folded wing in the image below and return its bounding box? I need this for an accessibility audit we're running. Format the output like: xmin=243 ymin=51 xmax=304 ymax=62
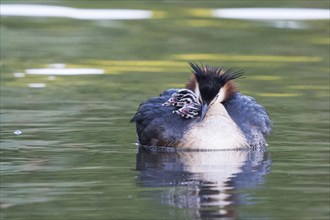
xmin=131 ymin=89 xmax=196 ymax=146
xmin=224 ymin=93 xmax=272 ymax=147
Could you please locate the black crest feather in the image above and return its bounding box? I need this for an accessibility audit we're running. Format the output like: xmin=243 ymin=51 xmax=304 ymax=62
xmin=188 ymin=62 xmax=243 ymax=104
xmin=189 ymin=62 xmax=243 ymax=84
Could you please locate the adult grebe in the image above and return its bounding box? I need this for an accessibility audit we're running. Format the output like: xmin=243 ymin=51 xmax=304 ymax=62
xmin=131 ymin=62 xmax=272 ymax=149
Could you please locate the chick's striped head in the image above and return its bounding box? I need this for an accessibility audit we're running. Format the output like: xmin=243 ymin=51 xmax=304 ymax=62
xmin=162 ymin=89 xmax=198 ymax=107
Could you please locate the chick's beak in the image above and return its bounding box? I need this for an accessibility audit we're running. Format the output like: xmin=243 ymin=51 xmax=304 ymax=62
xmin=200 ymin=103 xmax=208 ymax=121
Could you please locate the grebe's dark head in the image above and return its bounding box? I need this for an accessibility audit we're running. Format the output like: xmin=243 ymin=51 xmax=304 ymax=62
xmin=186 ymin=62 xmax=243 ymax=120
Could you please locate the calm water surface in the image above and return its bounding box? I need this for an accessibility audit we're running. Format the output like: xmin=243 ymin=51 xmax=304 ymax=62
xmin=1 ymin=1 xmax=329 ymax=220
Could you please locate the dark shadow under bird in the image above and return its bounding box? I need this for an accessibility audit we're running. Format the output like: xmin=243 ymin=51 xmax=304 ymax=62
xmin=131 ymin=62 xmax=272 ymax=150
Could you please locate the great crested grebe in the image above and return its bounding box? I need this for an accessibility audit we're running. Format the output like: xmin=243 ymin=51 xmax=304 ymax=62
xmin=131 ymin=62 xmax=272 ymax=150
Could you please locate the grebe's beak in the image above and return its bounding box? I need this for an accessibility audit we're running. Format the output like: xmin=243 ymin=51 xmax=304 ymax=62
xmin=200 ymin=103 xmax=208 ymax=121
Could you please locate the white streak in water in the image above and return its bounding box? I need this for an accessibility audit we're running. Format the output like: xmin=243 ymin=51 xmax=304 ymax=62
xmin=13 ymin=72 xmax=25 ymax=78
xmin=0 ymin=5 xmax=153 ymax=20
xmin=48 ymin=63 xmax=66 ymax=68
xmin=25 ymin=68 xmax=105 ymax=75
xmin=28 ymin=83 xmax=46 ymax=88
xmin=213 ymin=8 xmax=330 ymax=20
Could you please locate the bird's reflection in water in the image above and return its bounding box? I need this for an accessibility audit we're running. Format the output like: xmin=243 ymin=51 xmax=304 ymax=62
xmin=136 ymin=146 xmax=271 ymax=220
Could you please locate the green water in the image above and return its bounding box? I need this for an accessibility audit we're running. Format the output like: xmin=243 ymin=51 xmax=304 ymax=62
xmin=1 ymin=1 xmax=329 ymax=220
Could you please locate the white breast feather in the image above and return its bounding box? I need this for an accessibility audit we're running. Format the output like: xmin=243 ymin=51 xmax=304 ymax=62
xmin=181 ymin=102 xmax=248 ymax=149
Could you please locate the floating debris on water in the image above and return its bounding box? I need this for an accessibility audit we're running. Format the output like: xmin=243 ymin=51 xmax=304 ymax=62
xmin=14 ymin=130 xmax=22 ymax=135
